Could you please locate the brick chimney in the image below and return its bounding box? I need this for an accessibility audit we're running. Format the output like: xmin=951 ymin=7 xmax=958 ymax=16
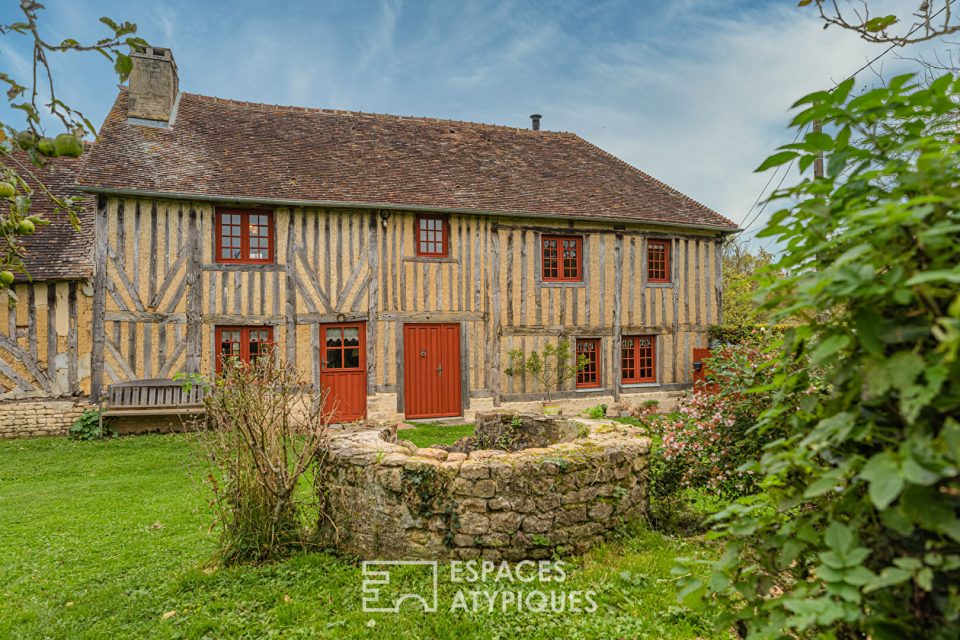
xmin=127 ymin=47 xmax=179 ymax=123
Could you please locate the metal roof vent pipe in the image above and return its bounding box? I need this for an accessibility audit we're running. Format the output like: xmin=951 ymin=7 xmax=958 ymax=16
xmin=530 ymin=114 xmax=542 ymax=131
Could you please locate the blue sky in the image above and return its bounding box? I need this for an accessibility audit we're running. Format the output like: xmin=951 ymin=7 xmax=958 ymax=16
xmin=0 ymin=0 xmax=936 ymax=246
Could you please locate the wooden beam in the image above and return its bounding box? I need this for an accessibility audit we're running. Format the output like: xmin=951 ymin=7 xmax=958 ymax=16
xmin=612 ymin=232 xmax=624 ymax=401
xmin=285 ymin=213 xmax=298 ymax=365
xmin=367 ymin=212 xmax=379 ymax=393
xmin=490 ymin=227 xmax=502 ymax=406
xmin=46 ymin=284 xmax=57 ymax=394
xmin=184 ymin=208 xmax=203 ymax=373
xmin=376 ymin=311 xmax=485 ymax=322
xmin=90 ymin=196 xmax=108 ymax=400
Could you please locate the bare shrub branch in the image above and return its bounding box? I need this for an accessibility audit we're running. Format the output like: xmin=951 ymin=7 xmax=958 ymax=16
xmin=186 ymin=355 xmax=332 ymax=565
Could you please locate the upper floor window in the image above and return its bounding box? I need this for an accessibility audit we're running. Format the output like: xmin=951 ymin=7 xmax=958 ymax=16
xmin=216 ymin=325 xmax=274 ymax=373
xmin=542 ymin=235 xmax=582 ymax=282
xmin=415 ymin=214 xmax=449 ymax=257
xmin=646 ymin=239 xmax=671 ymax=283
xmin=216 ymin=209 xmax=274 ymax=263
xmin=576 ymin=338 xmax=600 ymax=388
xmin=622 ymin=335 xmax=656 ymax=384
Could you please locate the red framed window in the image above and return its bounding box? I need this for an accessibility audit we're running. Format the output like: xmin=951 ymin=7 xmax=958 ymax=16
xmin=647 ymin=239 xmax=671 ymax=283
xmin=576 ymin=338 xmax=601 ymax=388
xmin=622 ymin=335 xmax=656 ymax=384
xmin=322 ymin=323 xmax=364 ymax=370
xmin=215 ymin=326 xmax=274 ymax=373
xmin=542 ymin=235 xmax=582 ymax=282
xmin=415 ymin=214 xmax=449 ymax=257
xmin=215 ymin=209 xmax=274 ymax=263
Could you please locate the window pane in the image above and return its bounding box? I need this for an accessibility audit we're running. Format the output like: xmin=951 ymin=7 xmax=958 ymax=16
xmin=326 ymin=349 xmax=343 ymax=368
xmin=344 ymin=348 xmax=360 ymax=368
xmin=343 ymin=328 xmax=360 ymax=346
xmin=326 ymin=328 xmax=342 ymax=347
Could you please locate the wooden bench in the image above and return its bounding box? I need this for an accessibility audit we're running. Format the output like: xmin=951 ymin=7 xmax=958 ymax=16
xmin=99 ymin=379 xmax=208 ymax=432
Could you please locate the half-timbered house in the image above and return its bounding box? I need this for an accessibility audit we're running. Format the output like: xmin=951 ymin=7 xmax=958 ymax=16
xmin=1 ymin=46 xmax=737 ymax=433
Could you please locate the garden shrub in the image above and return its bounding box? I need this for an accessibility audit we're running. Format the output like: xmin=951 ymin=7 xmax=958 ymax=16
xmin=679 ymin=74 xmax=960 ymax=639
xmin=68 ymin=409 xmax=115 ymax=440
xmin=585 ymin=403 xmax=607 ymax=419
xmin=186 ymin=356 xmax=330 ymax=565
xmin=655 ymin=343 xmax=787 ymax=499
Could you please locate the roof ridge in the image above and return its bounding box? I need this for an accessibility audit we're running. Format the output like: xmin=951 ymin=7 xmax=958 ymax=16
xmin=565 ymin=133 xmax=738 ymax=228
xmin=183 ymin=92 xmax=573 ymax=136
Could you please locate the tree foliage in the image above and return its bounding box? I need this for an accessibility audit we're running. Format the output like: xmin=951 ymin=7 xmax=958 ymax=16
xmin=0 ymin=1 xmax=144 ymax=284
xmin=722 ymin=242 xmax=778 ymax=326
xmin=679 ymin=74 xmax=960 ymax=638
xmin=504 ymin=339 xmax=586 ymax=402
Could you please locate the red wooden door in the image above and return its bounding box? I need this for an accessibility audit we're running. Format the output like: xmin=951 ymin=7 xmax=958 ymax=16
xmin=403 ymin=323 xmax=462 ymax=419
xmin=320 ymin=322 xmax=366 ymax=422
xmin=692 ymin=347 xmax=717 ymax=394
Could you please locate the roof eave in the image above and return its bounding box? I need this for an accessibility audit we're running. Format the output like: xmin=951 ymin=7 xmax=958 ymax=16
xmin=77 ymin=185 xmax=740 ymax=234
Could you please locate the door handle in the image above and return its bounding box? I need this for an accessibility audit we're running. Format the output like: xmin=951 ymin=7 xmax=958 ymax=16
xmin=436 ymin=365 xmax=442 ymax=377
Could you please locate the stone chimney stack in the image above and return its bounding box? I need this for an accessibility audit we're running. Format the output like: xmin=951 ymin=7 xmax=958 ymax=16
xmin=127 ymin=47 xmax=179 ymax=123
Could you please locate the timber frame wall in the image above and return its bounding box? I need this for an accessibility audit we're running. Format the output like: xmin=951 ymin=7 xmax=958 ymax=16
xmin=80 ymin=195 xmax=723 ymax=414
xmin=0 ymin=281 xmax=91 ymax=400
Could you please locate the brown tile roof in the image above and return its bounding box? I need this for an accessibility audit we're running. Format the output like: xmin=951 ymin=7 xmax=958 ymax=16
xmin=77 ymin=90 xmax=737 ymax=230
xmin=1 ymin=151 xmax=93 ymax=282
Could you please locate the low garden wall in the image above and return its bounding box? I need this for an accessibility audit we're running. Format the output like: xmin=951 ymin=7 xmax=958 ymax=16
xmin=0 ymin=399 xmax=93 ymax=438
xmin=317 ymin=412 xmax=650 ymax=561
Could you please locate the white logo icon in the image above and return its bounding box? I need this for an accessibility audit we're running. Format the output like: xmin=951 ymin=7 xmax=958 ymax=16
xmin=361 ymin=560 xmax=439 ymax=613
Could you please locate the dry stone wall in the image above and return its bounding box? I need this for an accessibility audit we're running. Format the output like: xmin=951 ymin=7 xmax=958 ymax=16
xmin=317 ymin=414 xmax=650 ymax=561
xmin=0 ymin=399 xmax=93 ymax=438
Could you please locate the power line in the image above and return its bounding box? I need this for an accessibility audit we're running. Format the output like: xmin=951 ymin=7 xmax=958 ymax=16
xmin=735 ymin=3 xmax=951 ymax=239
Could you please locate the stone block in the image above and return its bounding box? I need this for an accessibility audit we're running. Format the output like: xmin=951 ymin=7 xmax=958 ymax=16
xmin=458 ymin=498 xmax=488 ymax=513
xmin=459 ymin=463 xmax=491 ymax=480
xmin=588 ymin=502 xmax=614 ymax=522
xmin=489 ymin=511 xmax=521 ymax=533
xmin=521 ymin=515 xmax=552 ymax=533
xmin=458 ymin=513 xmax=490 ymax=535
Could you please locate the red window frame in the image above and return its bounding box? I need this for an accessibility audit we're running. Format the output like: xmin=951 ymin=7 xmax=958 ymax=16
xmin=541 ymin=235 xmax=583 ymax=282
xmin=415 ymin=214 xmax=449 ymax=257
xmin=647 ymin=239 xmax=671 ymax=283
xmin=215 ymin=209 xmax=275 ymax=264
xmin=215 ymin=326 xmax=274 ymax=373
xmin=321 ymin=322 xmax=365 ymax=371
xmin=576 ymin=338 xmax=601 ymax=388
xmin=622 ymin=335 xmax=657 ymax=384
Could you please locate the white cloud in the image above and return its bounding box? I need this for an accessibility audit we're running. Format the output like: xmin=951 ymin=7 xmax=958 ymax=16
xmin=0 ymin=0 xmax=948 ymax=254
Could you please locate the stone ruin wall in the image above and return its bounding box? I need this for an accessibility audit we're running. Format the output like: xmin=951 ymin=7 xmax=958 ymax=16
xmin=317 ymin=415 xmax=651 ymax=561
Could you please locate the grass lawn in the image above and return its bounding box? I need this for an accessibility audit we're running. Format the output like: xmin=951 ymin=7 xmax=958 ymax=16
xmin=400 ymin=422 xmax=475 ymax=448
xmin=0 ymin=435 xmax=726 ymax=639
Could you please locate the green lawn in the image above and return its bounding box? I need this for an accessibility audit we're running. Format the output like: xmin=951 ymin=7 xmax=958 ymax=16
xmin=0 ymin=435 xmax=726 ymax=639
xmin=400 ymin=422 xmax=475 ymax=448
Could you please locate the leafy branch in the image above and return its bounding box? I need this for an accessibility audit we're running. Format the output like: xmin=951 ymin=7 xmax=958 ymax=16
xmin=803 ymin=0 xmax=960 ymax=45
xmin=0 ymin=1 xmax=145 ymax=285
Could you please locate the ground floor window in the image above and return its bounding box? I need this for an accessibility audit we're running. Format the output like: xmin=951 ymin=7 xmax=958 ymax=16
xmin=322 ymin=324 xmax=363 ymax=370
xmin=215 ymin=326 xmax=274 ymax=372
xmin=622 ymin=335 xmax=656 ymax=384
xmin=576 ymin=338 xmax=601 ymax=388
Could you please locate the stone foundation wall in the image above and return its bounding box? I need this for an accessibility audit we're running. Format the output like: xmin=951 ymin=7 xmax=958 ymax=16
xmin=0 ymin=399 xmax=94 ymax=438
xmin=318 ymin=416 xmax=650 ymax=561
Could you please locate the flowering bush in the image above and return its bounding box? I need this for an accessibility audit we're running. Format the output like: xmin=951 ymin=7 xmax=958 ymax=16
xmin=653 ymin=343 xmax=784 ymax=499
